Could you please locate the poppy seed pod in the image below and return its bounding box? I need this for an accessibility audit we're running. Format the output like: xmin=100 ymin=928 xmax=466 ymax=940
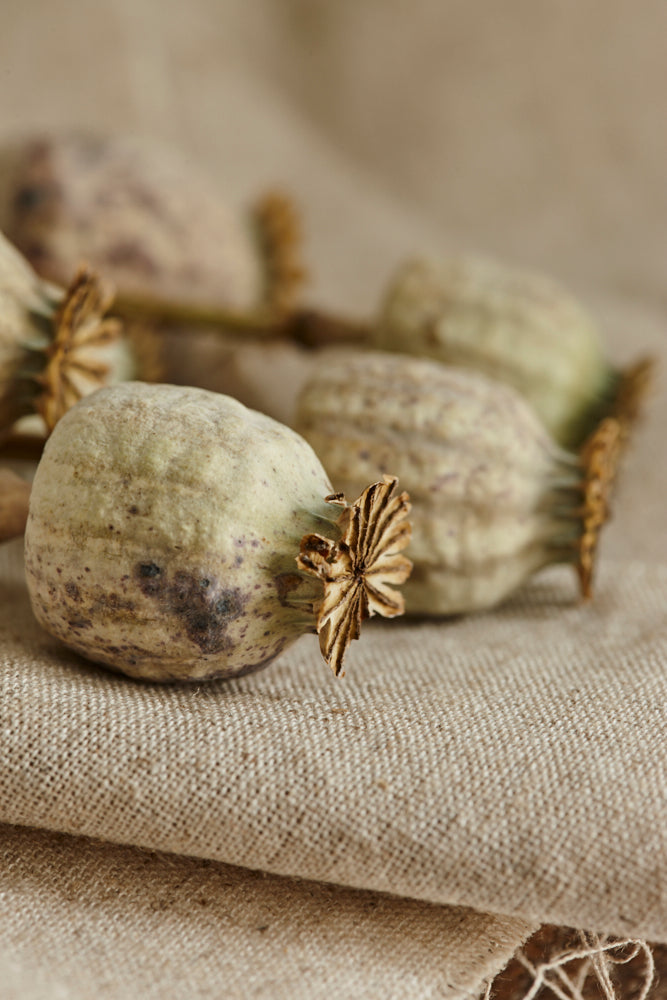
xmin=24 ymin=383 xmax=412 ymax=680
xmin=295 ymin=352 xmax=620 ymax=616
xmin=375 ymin=255 xmax=651 ymax=449
xmin=0 ymin=229 xmax=121 ymax=441
xmin=0 ymin=133 xmax=305 ymax=336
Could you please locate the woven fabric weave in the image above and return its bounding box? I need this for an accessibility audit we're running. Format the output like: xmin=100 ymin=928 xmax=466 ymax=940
xmin=1 ymin=2 xmax=667 ymax=995
xmin=1 ymin=823 xmax=529 ymax=1000
xmin=2 ymin=530 xmax=666 ymax=941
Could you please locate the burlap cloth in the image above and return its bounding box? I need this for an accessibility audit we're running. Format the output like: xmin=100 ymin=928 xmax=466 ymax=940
xmin=1 ymin=1 xmax=667 ymax=996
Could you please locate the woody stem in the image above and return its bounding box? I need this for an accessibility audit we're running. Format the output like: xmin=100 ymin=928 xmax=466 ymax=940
xmin=113 ymin=291 xmax=372 ymax=349
xmin=0 ymin=469 xmax=31 ymax=543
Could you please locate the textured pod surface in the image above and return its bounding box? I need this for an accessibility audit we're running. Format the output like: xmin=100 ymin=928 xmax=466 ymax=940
xmin=24 ymin=383 xmax=335 ymax=682
xmin=0 ymin=229 xmax=123 ymax=441
xmin=0 ymin=231 xmax=63 ymax=434
xmin=0 ymin=133 xmax=265 ymax=313
xmin=376 ymin=255 xmax=612 ymax=447
xmin=296 ymin=352 xmax=589 ymax=615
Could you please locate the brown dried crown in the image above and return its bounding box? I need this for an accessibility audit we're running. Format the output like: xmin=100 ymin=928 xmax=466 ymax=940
xmin=576 ymin=417 xmax=622 ymax=600
xmin=35 ymin=264 xmax=121 ymax=432
xmin=297 ymin=476 xmax=412 ymax=677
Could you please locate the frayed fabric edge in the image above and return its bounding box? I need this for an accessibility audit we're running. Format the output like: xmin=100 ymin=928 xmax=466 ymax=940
xmin=480 ymin=932 xmax=654 ymax=1000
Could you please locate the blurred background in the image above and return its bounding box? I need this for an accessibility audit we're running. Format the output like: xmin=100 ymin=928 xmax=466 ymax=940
xmin=2 ymin=0 xmax=666 ymax=318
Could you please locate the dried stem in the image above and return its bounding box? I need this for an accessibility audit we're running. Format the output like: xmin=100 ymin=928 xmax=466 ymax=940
xmin=0 ymin=432 xmax=45 ymax=461
xmin=610 ymin=356 xmax=656 ymax=445
xmin=112 ymin=289 xmax=372 ymax=350
xmin=297 ymin=476 xmax=412 ymax=677
xmin=113 ymin=290 xmax=282 ymax=336
xmin=0 ymin=469 xmax=31 ymax=543
xmin=253 ymin=191 xmax=307 ymax=313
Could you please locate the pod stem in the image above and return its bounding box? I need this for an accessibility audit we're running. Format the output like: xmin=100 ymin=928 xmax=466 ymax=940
xmin=0 ymin=468 xmax=31 ymax=543
xmin=113 ymin=290 xmax=283 ymax=336
xmin=113 ymin=289 xmax=372 ymax=350
xmin=0 ymin=431 xmax=45 ymax=461
xmin=253 ymin=191 xmax=308 ymax=314
xmin=297 ymin=476 xmax=412 ymax=677
xmin=576 ymin=417 xmax=622 ymax=600
xmin=610 ymin=356 xmax=656 ymax=444
xmin=35 ymin=265 xmax=122 ymax=432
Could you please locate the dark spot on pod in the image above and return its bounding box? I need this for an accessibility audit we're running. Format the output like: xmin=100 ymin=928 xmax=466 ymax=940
xmin=215 ymin=594 xmax=237 ymax=615
xmin=275 ymin=572 xmax=303 ymax=606
xmin=96 ymin=592 xmax=136 ymax=612
xmin=13 ymin=184 xmax=58 ymax=214
xmin=64 ymin=581 xmax=81 ymax=602
xmin=128 ymin=505 xmax=139 ymax=515
xmin=68 ymin=618 xmax=92 ymax=630
xmin=194 ymin=638 xmax=289 ymax=681
xmin=137 ymin=563 xmax=162 ymax=597
xmin=135 ymin=563 xmax=247 ymax=654
xmin=139 ymin=562 xmax=161 ymax=577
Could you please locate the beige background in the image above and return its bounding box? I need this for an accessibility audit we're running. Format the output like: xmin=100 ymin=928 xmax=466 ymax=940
xmin=1 ymin=2 xmax=666 ymax=997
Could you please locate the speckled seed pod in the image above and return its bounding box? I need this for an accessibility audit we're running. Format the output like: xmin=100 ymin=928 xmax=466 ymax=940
xmin=295 ymin=352 xmax=620 ymax=616
xmin=375 ymin=255 xmax=651 ymax=449
xmin=24 ymin=383 xmax=411 ymax=681
xmin=0 ymin=229 xmax=122 ymax=442
xmin=0 ymin=133 xmax=305 ymax=364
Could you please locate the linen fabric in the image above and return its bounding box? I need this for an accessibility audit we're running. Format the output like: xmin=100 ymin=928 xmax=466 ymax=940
xmin=1 ymin=1 xmax=666 ymax=996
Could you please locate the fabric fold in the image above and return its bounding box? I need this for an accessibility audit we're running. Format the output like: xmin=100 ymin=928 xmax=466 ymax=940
xmin=0 ymin=823 xmax=531 ymax=1000
xmin=2 ymin=538 xmax=666 ymax=941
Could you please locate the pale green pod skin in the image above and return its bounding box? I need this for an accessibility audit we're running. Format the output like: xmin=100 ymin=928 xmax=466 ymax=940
xmin=24 ymin=383 xmax=335 ymax=682
xmin=296 ymin=352 xmax=586 ymax=616
xmin=375 ymin=255 xmax=615 ymax=449
xmin=0 ymin=230 xmax=62 ymax=435
xmin=0 ymin=226 xmax=138 ymax=441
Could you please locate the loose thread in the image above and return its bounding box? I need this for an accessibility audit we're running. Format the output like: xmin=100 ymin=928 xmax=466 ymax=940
xmin=483 ymin=933 xmax=654 ymax=1000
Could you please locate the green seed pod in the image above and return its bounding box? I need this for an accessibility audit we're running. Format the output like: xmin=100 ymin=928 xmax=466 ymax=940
xmin=24 ymin=383 xmax=412 ymax=680
xmin=374 ymin=255 xmax=651 ymax=449
xmin=295 ymin=352 xmax=620 ymax=616
xmin=0 ymin=229 xmax=122 ymax=442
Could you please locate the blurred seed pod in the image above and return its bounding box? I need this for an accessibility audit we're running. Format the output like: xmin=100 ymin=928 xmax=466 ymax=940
xmin=0 ymin=132 xmax=306 ymax=387
xmin=374 ymin=255 xmax=654 ymax=449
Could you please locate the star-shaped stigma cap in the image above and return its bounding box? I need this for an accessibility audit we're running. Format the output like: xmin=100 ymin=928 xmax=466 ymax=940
xmin=36 ymin=264 xmax=121 ymax=432
xmin=297 ymin=475 xmax=412 ymax=677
